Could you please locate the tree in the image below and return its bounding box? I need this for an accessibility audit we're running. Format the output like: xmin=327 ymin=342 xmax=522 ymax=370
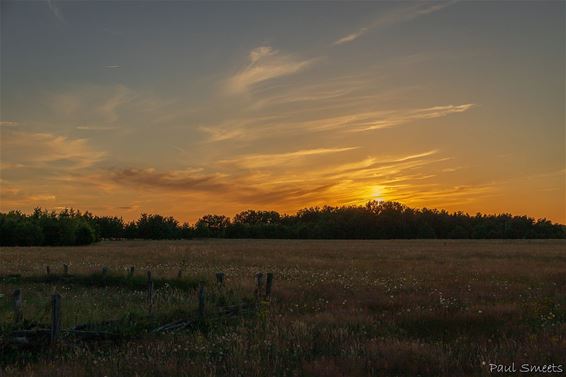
xmin=234 ymin=210 xmax=281 ymax=225
xmin=93 ymin=216 xmax=125 ymax=239
xmin=1 ymin=202 xmax=565 ymax=246
xmin=195 ymin=214 xmax=230 ymax=237
xmin=136 ymin=214 xmax=181 ymax=239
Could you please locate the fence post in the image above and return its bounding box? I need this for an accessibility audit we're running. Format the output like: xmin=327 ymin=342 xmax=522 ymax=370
xmin=255 ymin=272 xmax=264 ymax=298
xmin=266 ymin=273 xmax=274 ymax=299
xmin=102 ymin=267 xmax=108 ymax=278
xmin=198 ymin=284 xmax=206 ymax=319
xmin=50 ymin=293 xmax=61 ymax=345
xmin=63 ymin=264 xmax=68 ymax=276
xmin=216 ymin=272 xmax=225 ymax=286
xmin=46 ymin=266 xmax=50 ymax=276
xmin=128 ymin=266 xmax=134 ymax=278
xmin=177 ymin=270 xmax=183 ymax=279
xmin=13 ymin=288 xmax=22 ymax=324
xmin=147 ymin=271 xmax=154 ymax=314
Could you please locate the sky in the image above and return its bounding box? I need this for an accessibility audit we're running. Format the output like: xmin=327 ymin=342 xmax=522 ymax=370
xmin=1 ymin=1 xmax=565 ymax=224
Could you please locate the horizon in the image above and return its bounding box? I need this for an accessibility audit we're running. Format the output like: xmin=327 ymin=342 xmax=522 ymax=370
xmin=4 ymin=200 xmax=565 ymax=227
xmin=1 ymin=1 xmax=565 ymax=224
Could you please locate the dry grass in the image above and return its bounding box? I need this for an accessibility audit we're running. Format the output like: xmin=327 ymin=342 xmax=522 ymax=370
xmin=1 ymin=239 xmax=565 ymax=376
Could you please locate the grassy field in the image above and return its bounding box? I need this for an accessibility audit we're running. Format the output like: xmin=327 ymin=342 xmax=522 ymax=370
xmin=1 ymin=239 xmax=565 ymax=376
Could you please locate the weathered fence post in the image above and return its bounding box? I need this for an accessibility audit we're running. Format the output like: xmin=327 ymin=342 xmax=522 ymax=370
xmin=147 ymin=271 xmax=154 ymax=314
xmin=198 ymin=284 xmax=206 ymax=319
xmin=216 ymin=272 xmax=225 ymax=286
xmin=50 ymin=293 xmax=61 ymax=345
xmin=128 ymin=266 xmax=134 ymax=278
xmin=102 ymin=267 xmax=108 ymax=278
xmin=46 ymin=266 xmax=51 ymax=276
xmin=13 ymin=288 xmax=22 ymax=324
xmin=63 ymin=264 xmax=68 ymax=276
xmin=255 ymin=272 xmax=264 ymax=298
xmin=177 ymin=270 xmax=183 ymax=279
xmin=266 ymin=273 xmax=274 ymax=299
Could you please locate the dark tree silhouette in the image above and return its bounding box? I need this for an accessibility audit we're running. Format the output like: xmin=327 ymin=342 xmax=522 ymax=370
xmin=1 ymin=201 xmax=564 ymax=246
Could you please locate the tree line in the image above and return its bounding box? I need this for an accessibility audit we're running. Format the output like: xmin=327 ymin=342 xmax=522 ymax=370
xmin=1 ymin=201 xmax=565 ymax=246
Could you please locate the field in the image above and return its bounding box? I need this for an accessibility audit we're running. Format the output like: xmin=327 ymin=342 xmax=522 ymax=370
xmin=1 ymin=239 xmax=565 ymax=376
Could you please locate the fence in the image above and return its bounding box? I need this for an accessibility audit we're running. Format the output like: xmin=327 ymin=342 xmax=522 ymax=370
xmin=3 ymin=265 xmax=274 ymax=347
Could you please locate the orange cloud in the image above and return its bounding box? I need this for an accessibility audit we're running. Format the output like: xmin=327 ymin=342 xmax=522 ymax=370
xmin=1 ymin=130 xmax=106 ymax=170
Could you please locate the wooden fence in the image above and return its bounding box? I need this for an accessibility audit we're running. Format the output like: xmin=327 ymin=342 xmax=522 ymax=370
xmin=3 ymin=265 xmax=274 ymax=347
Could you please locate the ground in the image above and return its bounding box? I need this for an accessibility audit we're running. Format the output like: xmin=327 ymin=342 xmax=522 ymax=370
xmin=1 ymin=239 xmax=565 ymax=376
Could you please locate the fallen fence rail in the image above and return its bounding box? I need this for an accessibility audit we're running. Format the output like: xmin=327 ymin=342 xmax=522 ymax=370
xmin=1 ymin=269 xmax=275 ymax=364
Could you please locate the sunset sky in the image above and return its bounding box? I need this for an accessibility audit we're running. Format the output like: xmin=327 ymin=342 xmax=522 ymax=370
xmin=1 ymin=1 xmax=564 ymax=224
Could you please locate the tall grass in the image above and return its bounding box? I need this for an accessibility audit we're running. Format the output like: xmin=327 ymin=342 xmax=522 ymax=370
xmin=1 ymin=239 xmax=565 ymax=376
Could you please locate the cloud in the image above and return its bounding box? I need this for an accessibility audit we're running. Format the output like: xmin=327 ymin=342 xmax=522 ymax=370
xmin=104 ymin=65 xmax=121 ymax=69
xmin=334 ymin=29 xmax=369 ymax=46
xmin=76 ymin=125 xmax=117 ymax=131
xmin=198 ymin=125 xmax=247 ymax=142
xmin=349 ymin=104 xmax=475 ymax=132
xmin=109 ymin=168 xmax=228 ymax=192
xmin=318 ymin=150 xmax=444 ymax=181
xmin=0 ymin=185 xmax=57 ymax=206
xmin=28 ymin=194 xmax=57 ymax=201
xmin=249 ymin=46 xmax=277 ymax=63
xmin=104 ymin=149 xmax=437 ymax=202
xmin=0 ymin=121 xmax=18 ymax=127
xmin=334 ymin=2 xmax=454 ymax=45
xmin=386 ymin=183 xmax=497 ymax=208
xmin=219 ymin=147 xmax=359 ymax=169
xmin=1 ymin=130 xmax=106 ymax=170
xmin=197 ymin=113 xmax=288 ymax=142
xmin=198 ymin=103 xmax=474 ymax=144
xmin=392 ymin=150 xmax=439 ymax=162
xmin=48 ymin=84 xmax=138 ymax=124
xmin=47 ymin=0 xmax=65 ymax=23
xmin=227 ymin=46 xmax=315 ymax=93
xmin=253 ymin=103 xmax=475 ymax=134
xmin=247 ymin=79 xmax=361 ymax=110
xmin=95 ymin=85 xmax=137 ymax=123
xmin=1 ymin=145 xmax=499 ymax=223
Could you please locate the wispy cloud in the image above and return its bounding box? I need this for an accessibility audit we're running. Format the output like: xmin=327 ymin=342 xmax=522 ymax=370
xmin=199 ymin=103 xmax=474 ymax=143
xmin=104 ymin=65 xmax=121 ymax=69
xmin=257 ymin=104 xmax=474 ymax=134
xmin=348 ymin=104 xmax=475 ymax=132
xmin=198 ymin=125 xmax=247 ymax=143
xmin=0 ymin=121 xmax=19 ymax=127
xmin=1 ymin=146 xmax=499 ymax=223
xmin=227 ymin=46 xmax=315 ymax=93
xmin=386 ymin=183 xmax=498 ymax=208
xmin=334 ymin=29 xmax=369 ymax=46
xmin=319 ymin=151 xmax=445 ymax=181
xmin=47 ymin=0 xmax=65 ymax=23
xmin=45 ymin=84 xmax=138 ymax=124
xmin=109 ymin=168 xmax=228 ymax=192
xmin=219 ymin=147 xmax=359 ymax=169
xmin=99 ymin=149 xmax=422 ymax=209
xmin=0 ymin=184 xmax=57 ymax=206
xmin=334 ymin=2 xmax=454 ymax=45
xmin=247 ymin=77 xmax=364 ymax=110
xmin=96 ymin=85 xmax=137 ymax=123
xmin=1 ymin=130 xmax=106 ymax=170
xmin=76 ymin=125 xmax=117 ymax=131
xmin=2 ymin=154 xmax=505 ymax=223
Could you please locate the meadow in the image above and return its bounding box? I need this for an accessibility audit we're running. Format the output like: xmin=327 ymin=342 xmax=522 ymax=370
xmin=1 ymin=239 xmax=565 ymax=376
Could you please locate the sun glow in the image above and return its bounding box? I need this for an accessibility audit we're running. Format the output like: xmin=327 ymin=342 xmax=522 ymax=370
xmin=370 ymin=185 xmax=386 ymax=201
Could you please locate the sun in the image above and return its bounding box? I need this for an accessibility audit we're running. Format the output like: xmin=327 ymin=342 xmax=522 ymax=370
xmin=370 ymin=185 xmax=385 ymax=201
